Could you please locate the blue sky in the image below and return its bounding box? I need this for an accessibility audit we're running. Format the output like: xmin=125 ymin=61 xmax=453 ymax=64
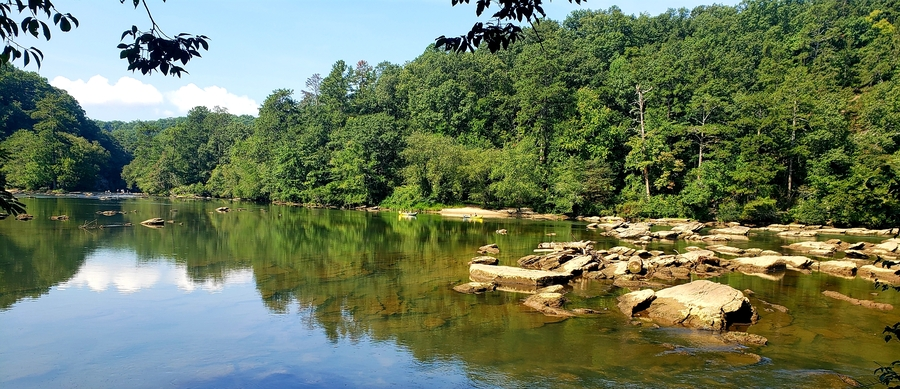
xmin=13 ymin=0 xmax=739 ymax=121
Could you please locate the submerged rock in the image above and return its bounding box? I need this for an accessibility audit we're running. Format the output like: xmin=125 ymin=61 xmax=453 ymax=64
xmin=524 ymin=292 xmax=575 ymax=317
xmin=822 ymin=290 xmax=893 ymax=310
xmin=453 ymin=282 xmax=497 ymax=294
xmin=719 ymin=331 xmax=768 ymax=346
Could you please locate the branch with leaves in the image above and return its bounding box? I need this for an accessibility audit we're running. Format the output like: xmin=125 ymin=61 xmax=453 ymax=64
xmin=0 ymin=0 xmax=208 ymax=77
xmin=436 ymin=0 xmax=583 ymax=53
xmin=0 ymin=0 xmax=79 ymax=67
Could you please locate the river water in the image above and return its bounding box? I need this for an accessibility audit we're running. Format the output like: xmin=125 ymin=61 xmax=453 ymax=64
xmin=1 ymin=197 xmax=897 ymax=388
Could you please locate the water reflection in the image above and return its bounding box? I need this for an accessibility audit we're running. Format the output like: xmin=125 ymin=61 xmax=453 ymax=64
xmin=58 ymin=249 xmax=254 ymax=294
xmin=1 ymin=197 xmax=899 ymax=388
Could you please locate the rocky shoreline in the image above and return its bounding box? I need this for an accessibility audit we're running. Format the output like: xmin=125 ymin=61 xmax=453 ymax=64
xmin=454 ymin=221 xmax=900 ymax=349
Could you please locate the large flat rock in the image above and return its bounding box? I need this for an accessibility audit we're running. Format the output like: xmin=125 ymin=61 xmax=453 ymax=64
xmin=469 ymin=264 xmax=572 ymax=287
xmin=730 ymin=256 xmax=788 ymax=273
xmin=858 ymin=265 xmax=900 ymax=285
xmin=816 ymin=260 xmax=858 ymax=278
xmin=641 ymin=280 xmax=758 ymax=331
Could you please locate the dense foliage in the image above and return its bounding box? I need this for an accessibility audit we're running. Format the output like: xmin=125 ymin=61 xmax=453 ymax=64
xmin=2 ymin=0 xmax=899 ymax=228
xmin=0 ymin=67 xmax=127 ymax=192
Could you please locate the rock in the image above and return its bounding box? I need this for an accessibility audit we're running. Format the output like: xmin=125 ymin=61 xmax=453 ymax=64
xmin=453 ymin=282 xmax=496 ymax=294
xmin=559 ymin=255 xmax=596 ymax=275
xmin=845 ymin=241 xmax=866 ymax=250
xmin=874 ymin=239 xmax=899 ymax=253
xmin=822 ymin=290 xmax=893 ymax=310
xmin=537 ymin=285 xmax=566 ymax=294
xmin=603 ymin=253 xmax=620 ymax=262
xmin=858 ymin=265 xmax=900 ymax=285
xmin=215 ymin=207 xmax=230 ymax=213
xmin=816 ymin=260 xmax=858 ymax=278
xmin=731 ymin=256 xmax=788 ymax=273
xmin=743 ymin=248 xmax=763 ymax=257
xmin=140 ymin=218 xmax=165 ymax=226
xmin=616 ymin=227 xmax=651 ymax=239
xmin=760 ymin=250 xmax=782 ymax=256
xmin=640 ymin=280 xmax=758 ymax=331
xmin=843 ymin=250 xmax=870 ymax=259
xmin=818 ymin=228 xmax=848 ymax=235
xmin=15 ymin=213 xmax=33 ymax=221
xmin=778 ymin=256 xmax=815 ymax=270
xmin=523 ymin=293 xmax=575 ymax=317
xmin=469 ymin=256 xmax=499 ymax=265
xmin=785 ymin=241 xmax=838 ymax=255
xmin=495 ymin=229 xmax=508 ymax=235
xmin=672 ymin=222 xmax=705 ymax=233
xmin=777 ymin=230 xmax=818 ymax=238
xmin=617 ymin=289 xmax=656 ymax=316
xmin=652 ymin=230 xmax=680 ymax=240
xmin=627 ymin=257 xmax=645 ymax=274
xmin=707 ymin=245 xmax=745 ymax=256
xmin=676 ymin=250 xmax=719 ymax=265
xmin=478 ymin=244 xmax=500 ymax=254
xmin=50 ymin=215 xmax=69 ymax=221
xmin=710 ymin=226 xmax=751 ymax=236
xmin=469 ymin=264 xmax=572 ymax=287
xmin=719 ymin=331 xmax=768 ymax=346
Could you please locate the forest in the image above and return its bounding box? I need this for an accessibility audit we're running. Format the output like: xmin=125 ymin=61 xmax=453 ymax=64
xmin=1 ymin=0 xmax=898 ymax=227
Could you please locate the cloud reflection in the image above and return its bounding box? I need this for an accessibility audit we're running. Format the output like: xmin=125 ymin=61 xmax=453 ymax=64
xmin=58 ymin=249 xmax=252 ymax=294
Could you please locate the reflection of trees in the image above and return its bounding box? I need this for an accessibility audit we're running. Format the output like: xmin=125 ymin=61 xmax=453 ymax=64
xmin=0 ymin=198 xmax=100 ymax=310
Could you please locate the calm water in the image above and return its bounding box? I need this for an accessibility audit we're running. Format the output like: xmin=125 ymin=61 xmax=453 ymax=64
xmin=1 ymin=197 xmax=897 ymax=388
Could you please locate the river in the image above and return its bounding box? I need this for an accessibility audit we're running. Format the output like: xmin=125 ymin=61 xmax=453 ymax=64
xmin=1 ymin=196 xmax=897 ymax=388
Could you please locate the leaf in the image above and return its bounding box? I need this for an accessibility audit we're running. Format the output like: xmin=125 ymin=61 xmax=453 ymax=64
xmin=23 ymin=49 xmax=29 ymax=66
xmin=60 ymin=17 xmax=71 ymax=32
xmin=41 ymin=21 xmax=50 ymax=39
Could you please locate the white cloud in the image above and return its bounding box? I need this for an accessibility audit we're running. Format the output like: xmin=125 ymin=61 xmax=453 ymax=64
xmin=50 ymin=75 xmax=164 ymax=106
xmin=167 ymin=83 xmax=259 ymax=116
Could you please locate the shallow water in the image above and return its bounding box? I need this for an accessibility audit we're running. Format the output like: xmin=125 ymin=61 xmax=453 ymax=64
xmin=1 ymin=197 xmax=897 ymax=388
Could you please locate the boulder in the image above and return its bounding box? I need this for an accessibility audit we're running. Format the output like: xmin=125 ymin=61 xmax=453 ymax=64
xmin=478 ymin=244 xmax=500 ymax=254
xmin=469 ymin=264 xmax=572 ymax=287
xmin=640 ymin=280 xmax=758 ymax=331
xmin=495 ymin=229 xmax=508 ymax=235
xmin=759 ymin=250 xmax=782 ymax=256
xmin=15 ymin=213 xmax=33 ymax=221
xmin=731 ymin=256 xmax=788 ymax=273
xmin=453 ymin=282 xmax=496 ymax=294
xmin=50 ymin=215 xmax=69 ymax=221
xmin=559 ymin=255 xmax=596 ymax=275
xmin=617 ymin=289 xmax=656 ymax=316
xmin=816 ymin=260 xmax=858 ymax=278
xmin=710 ymin=226 xmax=751 ymax=236
xmin=523 ymin=293 xmax=575 ymax=317
xmin=469 ymin=256 xmax=499 ymax=265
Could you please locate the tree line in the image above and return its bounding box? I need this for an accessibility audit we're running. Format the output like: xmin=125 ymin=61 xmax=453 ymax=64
xmin=2 ymin=0 xmax=899 ymax=227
